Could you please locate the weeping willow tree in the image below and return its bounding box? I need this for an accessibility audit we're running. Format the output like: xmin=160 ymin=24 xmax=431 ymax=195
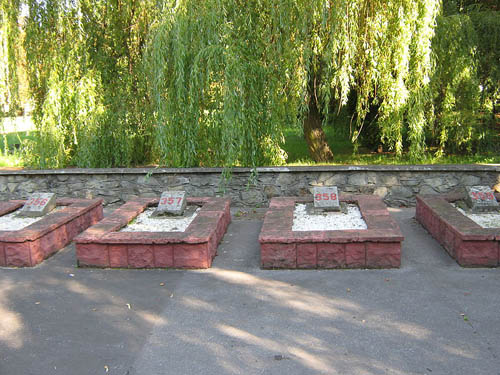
xmin=6 ymin=0 xmax=496 ymax=168
xmin=145 ymin=0 xmax=292 ymax=167
xmin=429 ymin=1 xmax=500 ymax=154
xmin=147 ymin=0 xmax=440 ymax=165
xmin=23 ymin=0 xmax=160 ymax=168
xmin=0 ymin=0 xmax=21 ymax=115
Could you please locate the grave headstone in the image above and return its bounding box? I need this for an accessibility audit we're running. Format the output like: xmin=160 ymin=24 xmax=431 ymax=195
xmin=19 ymin=192 xmax=56 ymax=217
xmin=312 ymin=186 xmax=340 ymax=211
xmin=152 ymin=191 xmax=187 ymax=216
xmin=465 ymin=186 xmax=499 ymax=212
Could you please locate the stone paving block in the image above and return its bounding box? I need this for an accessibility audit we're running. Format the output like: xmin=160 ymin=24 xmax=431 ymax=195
xmin=366 ymin=242 xmax=401 ymax=268
xmin=345 ymin=243 xmax=366 ymax=268
xmin=128 ymin=245 xmax=155 ymax=268
xmin=261 ymin=243 xmax=297 ymax=269
xmin=317 ymin=243 xmax=345 ymax=268
xmin=297 ymin=243 xmax=317 ymax=269
xmin=109 ymin=245 xmax=129 ymax=268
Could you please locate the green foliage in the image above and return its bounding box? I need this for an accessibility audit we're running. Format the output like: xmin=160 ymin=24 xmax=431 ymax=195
xmin=147 ymin=0 xmax=441 ymax=167
xmin=0 ymin=0 xmax=21 ymax=115
xmin=145 ymin=0 xmax=294 ymax=167
xmin=430 ymin=13 xmax=481 ymax=154
xmin=23 ymin=0 xmax=159 ymax=168
xmin=470 ymin=11 xmax=500 ymax=114
xmin=4 ymin=0 xmax=498 ymax=168
xmin=429 ymin=8 xmax=500 ymax=155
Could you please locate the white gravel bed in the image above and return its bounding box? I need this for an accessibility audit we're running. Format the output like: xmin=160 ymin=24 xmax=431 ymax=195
xmin=0 ymin=207 xmax=62 ymax=231
xmin=120 ymin=207 xmax=200 ymax=232
xmin=292 ymin=203 xmax=367 ymax=231
xmin=454 ymin=205 xmax=500 ymax=229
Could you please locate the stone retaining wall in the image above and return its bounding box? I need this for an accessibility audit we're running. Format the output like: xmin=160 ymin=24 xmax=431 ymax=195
xmin=1 ymin=165 xmax=499 ymax=207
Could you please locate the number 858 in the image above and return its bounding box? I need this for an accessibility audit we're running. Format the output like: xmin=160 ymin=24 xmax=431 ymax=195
xmin=315 ymin=193 xmax=337 ymax=201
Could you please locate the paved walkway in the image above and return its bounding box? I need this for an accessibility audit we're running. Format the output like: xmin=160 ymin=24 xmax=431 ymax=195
xmin=1 ymin=208 xmax=499 ymax=375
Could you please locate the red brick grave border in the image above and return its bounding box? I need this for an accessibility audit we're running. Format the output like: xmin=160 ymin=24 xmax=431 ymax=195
xmin=0 ymin=198 xmax=103 ymax=267
xmin=259 ymin=195 xmax=403 ymax=269
xmin=75 ymin=197 xmax=231 ymax=269
xmin=416 ymin=193 xmax=500 ymax=267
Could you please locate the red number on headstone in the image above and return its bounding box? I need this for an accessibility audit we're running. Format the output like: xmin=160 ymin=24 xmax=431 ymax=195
xmin=487 ymin=192 xmax=494 ymax=200
xmin=40 ymin=198 xmax=48 ymax=206
xmin=471 ymin=192 xmax=479 ymax=200
xmin=177 ymin=197 xmax=182 ymax=204
xmin=331 ymin=193 xmax=337 ymax=200
xmin=315 ymin=193 xmax=322 ymax=201
xmin=160 ymin=198 xmax=167 ymax=205
xmin=33 ymin=198 xmax=41 ymax=206
xmin=167 ymin=197 xmax=174 ymax=204
xmin=322 ymin=193 xmax=329 ymax=200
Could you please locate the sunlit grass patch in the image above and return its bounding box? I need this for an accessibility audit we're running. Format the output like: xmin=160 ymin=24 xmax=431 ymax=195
xmin=0 ymin=154 xmax=24 ymax=168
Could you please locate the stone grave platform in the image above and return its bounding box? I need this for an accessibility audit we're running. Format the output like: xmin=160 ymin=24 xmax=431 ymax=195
xmin=259 ymin=195 xmax=403 ymax=269
xmin=0 ymin=198 xmax=103 ymax=267
xmin=75 ymin=197 xmax=231 ymax=269
xmin=416 ymin=193 xmax=500 ymax=267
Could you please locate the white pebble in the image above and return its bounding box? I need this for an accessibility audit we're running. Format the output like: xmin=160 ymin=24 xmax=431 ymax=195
xmin=0 ymin=209 xmax=48 ymax=231
xmin=292 ymin=204 xmax=367 ymax=231
xmin=454 ymin=205 xmax=500 ymax=229
xmin=120 ymin=208 xmax=200 ymax=232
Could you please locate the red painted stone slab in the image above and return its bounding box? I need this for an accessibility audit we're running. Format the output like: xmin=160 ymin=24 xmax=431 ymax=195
xmin=416 ymin=193 xmax=500 ymax=267
xmin=259 ymin=195 xmax=403 ymax=269
xmin=0 ymin=198 xmax=103 ymax=267
xmin=75 ymin=197 xmax=231 ymax=269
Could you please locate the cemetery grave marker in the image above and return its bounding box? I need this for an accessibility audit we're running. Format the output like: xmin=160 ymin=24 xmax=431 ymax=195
xmin=152 ymin=191 xmax=187 ymax=216
xmin=465 ymin=186 xmax=499 ymax=212
xmin=312 ymin=186 xmax=340 ymax=212
xmin=19 ymin=192 xmax=56 ymax=217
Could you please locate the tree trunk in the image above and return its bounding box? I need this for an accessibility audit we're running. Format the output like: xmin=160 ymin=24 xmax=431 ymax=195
xmin=303 ymin=99 xmax=334 ymax=162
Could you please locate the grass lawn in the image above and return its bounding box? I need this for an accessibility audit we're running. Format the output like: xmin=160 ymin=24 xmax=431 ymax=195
xmin=0 ymin=154 xmax=24 ymax=168
xmin=282 ymin=125 xmax=500 ymax=166
xmin=0 ymin=122 xmax=498 ymax=169
xmin=0 ymin=130 xmax=37 ymax=168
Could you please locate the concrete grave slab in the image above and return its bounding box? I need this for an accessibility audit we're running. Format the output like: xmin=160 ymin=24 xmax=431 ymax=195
xmin=464 ymin=186 xmax=499 ymax=212
xmin=259 ymin=195 xmax=403 ymax=269
xmin=416 ymin=192 xmax=500 ymax=267
xmin=152 ymin=191 xmax=187 ymax=216
xmin=0 ymin=198 xmax=103 ymax=267
xmin=312 ymin=186 xmax=340 ymax=211
xmin=19 ymin=192 xmax=56 ymax=217
xmin=75 ymin=197 xmax=231 ymax=269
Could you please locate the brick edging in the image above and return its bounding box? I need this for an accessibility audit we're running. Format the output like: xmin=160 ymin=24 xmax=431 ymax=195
xmin=75 ymin=197 xmax=231 ymax=269
xmin=415 ymin=193 xmax=500 ymax=267
xmin=259 ymin=195 xmax=403 ymax=269
xmin=0 ymin=198 xmax=103 ymax=267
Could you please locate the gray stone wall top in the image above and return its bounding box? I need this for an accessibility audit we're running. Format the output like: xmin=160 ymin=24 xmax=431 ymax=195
xmin=1 ymin=164 xmax=499 ymax=208
xmin=1 ymin=164 xmax=499 ymax=176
